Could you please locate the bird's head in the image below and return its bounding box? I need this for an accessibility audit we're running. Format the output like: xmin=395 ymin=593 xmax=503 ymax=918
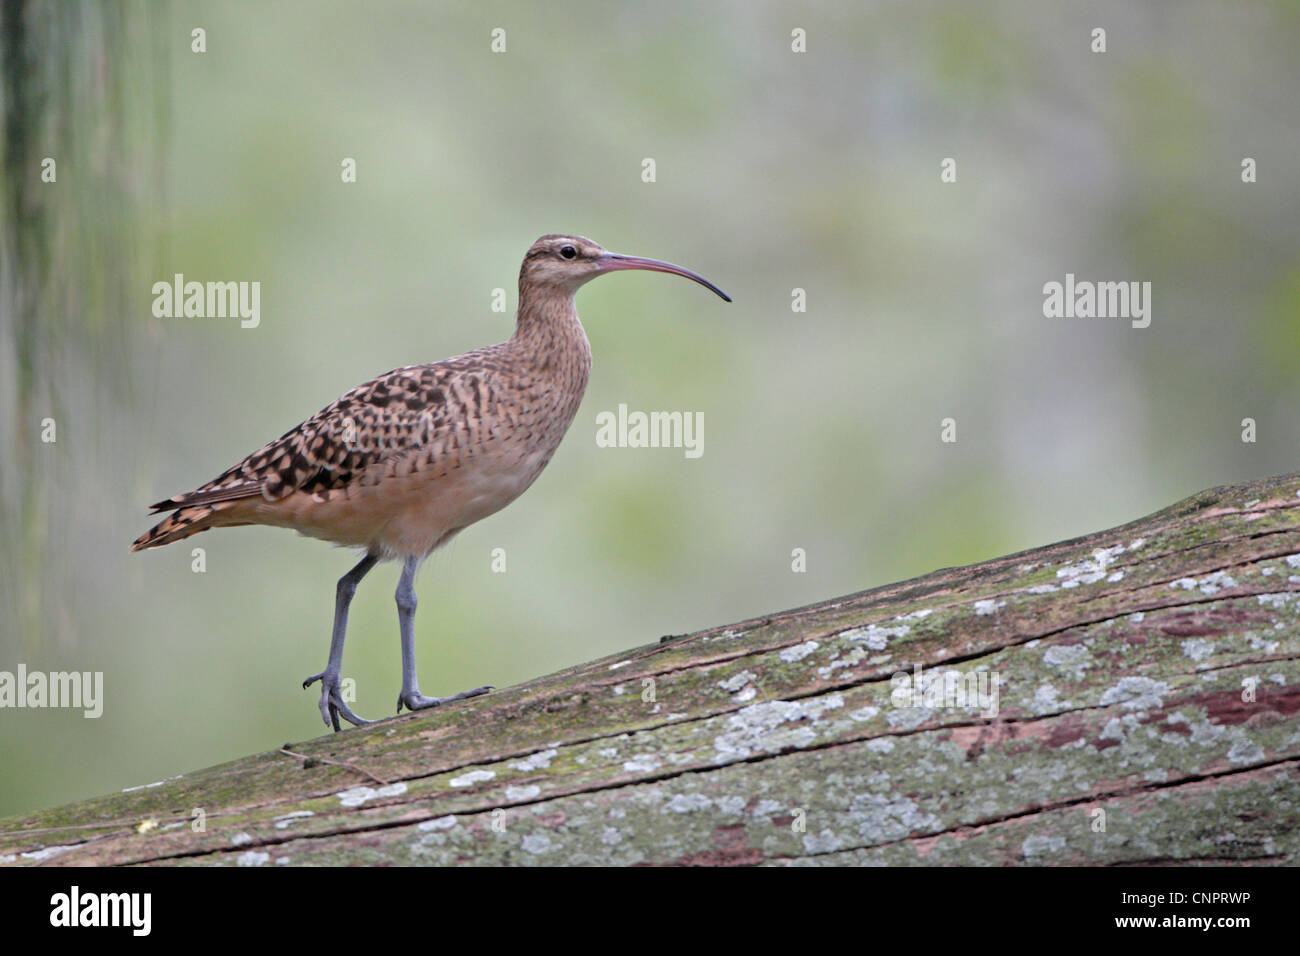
xmin=519 ymin=234 xmax=731 ymax=302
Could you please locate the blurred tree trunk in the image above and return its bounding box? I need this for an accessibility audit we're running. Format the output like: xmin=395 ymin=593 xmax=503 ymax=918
xmin=0 ymin=0 xmax=167 ymax=650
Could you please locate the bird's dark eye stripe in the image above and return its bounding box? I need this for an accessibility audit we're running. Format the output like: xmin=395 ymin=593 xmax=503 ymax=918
xmin=559 ymin=245 xmax=577 ymax=259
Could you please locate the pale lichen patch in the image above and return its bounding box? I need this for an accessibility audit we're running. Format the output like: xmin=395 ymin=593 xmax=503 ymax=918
xmin=1168 ymin=571 xmax=1237 ymax=596
xmin=1033 ymin=684 xmax=1061 ymax=712
xmin=338 ymin=782 xmax=408 ymax=805
xmin=623 ymin=754 xmax=661 ymax=774
xmin=1044 ymin=643 xmax=1091 ymax=679
xmin=121 ymin=774 xmax=182 ymax=793
xmin=712 ymin=695 xmax=845 ymax=762
xmin=779 ymin=641 xmax=819 ymax=663
xmin=896 ymin=609 xmax=934 ymax=621
xmin=1021 ymin=834 xmax=1066 ymax=859
xmin=817 ymin=646 xmax=867 ymax=679
xmin=1227 ymin=736 xmax=1265 ymax=765
xmin=716 ymin=795 xmax=746 ymax=815
xmin=510 ymin=749 xmax=558 ymax=772
xmin=1189 ymin=720 xmax=1225 ymax=745
xmin=885 ymin=706 xmax=933 ymax=731
xmin=1181 ymin=638 xmax=1217 ymax=662
xmin=848 ymin=792 xmax=942 ymax=843
xmin=522 ymin=833 xmax=553 ymax=854
xmin=1100 ymin=717 xmax=1127 ymax=742
xmin=838 ymin=623 xmax=909 ymax=650
xmin=1099 ymin=677 xmax=1170 ymax=711
xmin=803 ymin=829 xmax=845 ymax=853
xmin=418 ymin=816 xmax=457 ymax=831
xmin=664 ymin=793 xmax=712 ymax=813
xmin=1058 ymin=545 xmax=1126 ymax=588
xmin=717 ymin=671 xmax=757 ymax=693
xmin=273 ymin=810 xmax=314 ymax=830
xmin=447 ymin=771 xmax=495 ymax=789
xmin=20 ymin=845 xmax=73 ymax=862
xmin=702 ymin=628 xmax=749 ymax=643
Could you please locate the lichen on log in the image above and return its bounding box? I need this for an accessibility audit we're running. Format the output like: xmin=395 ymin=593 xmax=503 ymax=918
xmin=2 ymin=473 xmax=1298 ymax=866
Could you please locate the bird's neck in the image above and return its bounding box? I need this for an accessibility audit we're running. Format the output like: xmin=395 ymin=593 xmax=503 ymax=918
xmin=509 ymin=292 xmax=593 ymax=391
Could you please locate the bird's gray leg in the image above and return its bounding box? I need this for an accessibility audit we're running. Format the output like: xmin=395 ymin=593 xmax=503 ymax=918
xmin=394 ymin=555 xmax=492 ymax=713
xmin=303 ymin=551 xmax=380 ymax=731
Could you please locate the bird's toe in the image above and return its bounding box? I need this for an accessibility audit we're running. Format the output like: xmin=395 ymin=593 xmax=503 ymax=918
xmin=306 ymin=673 xmax=370 ymax=731
xmin=397 ymin=685 xmax=492 ymax=713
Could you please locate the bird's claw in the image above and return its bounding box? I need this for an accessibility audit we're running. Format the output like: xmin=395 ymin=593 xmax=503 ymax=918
xmin=396 ymin=685 xmax=493 ymax=714
xmin=302 ymin=671 xmax=372 ymax=732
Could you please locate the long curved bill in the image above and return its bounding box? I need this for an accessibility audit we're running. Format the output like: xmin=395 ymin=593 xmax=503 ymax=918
xmin=598 ymin=253 xmax=732 ymax=302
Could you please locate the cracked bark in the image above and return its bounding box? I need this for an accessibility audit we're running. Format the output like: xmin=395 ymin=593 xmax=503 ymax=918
xmin=3 ymin=473 xmax=1300 ymax=866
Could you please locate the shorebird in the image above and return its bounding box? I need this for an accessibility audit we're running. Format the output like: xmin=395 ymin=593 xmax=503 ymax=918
xmin=133 ymin=234 xmax=730 ymax=730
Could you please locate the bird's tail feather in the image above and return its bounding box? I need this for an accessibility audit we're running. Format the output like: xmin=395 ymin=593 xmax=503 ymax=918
xmin=131 ymin=503 xmax=246 ymax=552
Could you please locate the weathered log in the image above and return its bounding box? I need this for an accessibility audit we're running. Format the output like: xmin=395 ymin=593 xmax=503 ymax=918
xmin=3 ymin=473 xmax=1299 ymax=866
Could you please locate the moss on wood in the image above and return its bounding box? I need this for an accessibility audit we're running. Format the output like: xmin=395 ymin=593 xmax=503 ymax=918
xmin=3 ymin=473 xmax=1298 ymax=865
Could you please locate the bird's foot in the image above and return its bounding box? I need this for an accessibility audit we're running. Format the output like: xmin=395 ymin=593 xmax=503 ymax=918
xmin=302 ymin=671 xmax=372 ymax=732
xmin=396 ymin=685 xmax=493 ymax=714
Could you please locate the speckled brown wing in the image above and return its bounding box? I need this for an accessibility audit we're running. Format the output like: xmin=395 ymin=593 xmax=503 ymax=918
xmin=131 ymin=360 xmax=476 ymax=550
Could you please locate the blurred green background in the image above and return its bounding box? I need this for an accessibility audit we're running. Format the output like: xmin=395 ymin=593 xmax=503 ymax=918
xmin=2 ymin=0 xmax=1299 ymax=816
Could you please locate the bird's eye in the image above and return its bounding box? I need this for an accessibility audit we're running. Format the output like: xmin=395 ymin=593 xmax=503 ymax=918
xmin=559 ymin=245 xmax=578 ymax=260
